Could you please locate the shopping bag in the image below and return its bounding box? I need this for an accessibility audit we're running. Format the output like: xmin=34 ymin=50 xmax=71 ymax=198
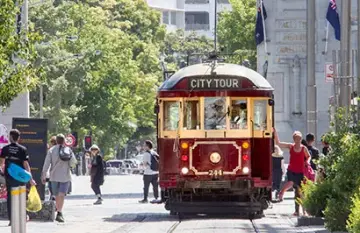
xmin=26 ymin=186 xmax=42 ymax=212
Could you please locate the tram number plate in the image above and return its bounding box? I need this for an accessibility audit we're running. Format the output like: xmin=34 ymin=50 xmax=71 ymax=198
xmin=208 ymin=170 xmax=223 ymax=176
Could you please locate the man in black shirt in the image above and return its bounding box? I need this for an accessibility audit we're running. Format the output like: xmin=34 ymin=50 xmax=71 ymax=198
xmin=306 ymin=133 xmax=320 ymax=171
xmin=0 ymin=129 xmax=35 ymax=226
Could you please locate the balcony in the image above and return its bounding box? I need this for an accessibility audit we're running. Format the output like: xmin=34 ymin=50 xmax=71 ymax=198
xmin=185 ymin=24 xmax=210 ymax=31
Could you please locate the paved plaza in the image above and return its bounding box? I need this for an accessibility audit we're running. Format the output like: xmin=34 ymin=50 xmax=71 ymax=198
xmin=0 ymin=175 xmax=328 ymax=233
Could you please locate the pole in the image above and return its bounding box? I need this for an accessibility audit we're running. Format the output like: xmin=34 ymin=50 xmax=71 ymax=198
xmin=357 ymin=0 xmax=360 ymax=121
xmin=11 ymin=187 xmax=20 ymax=233
xmin=19 ymin=186 xmax=27 ymax=233
xmin=40 ymin=85 xmax=44 ymax=118
xmin=214 ymin=0 xmax=217 ymax=53
xmin=339 ymin=0 xmax=351 ymax=108
xmin=306 ymin=0 xmax=317 ymax=137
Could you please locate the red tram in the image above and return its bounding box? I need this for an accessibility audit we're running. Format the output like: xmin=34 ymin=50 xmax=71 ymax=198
xmin=156 ymin=60 xmax=274 ymax=216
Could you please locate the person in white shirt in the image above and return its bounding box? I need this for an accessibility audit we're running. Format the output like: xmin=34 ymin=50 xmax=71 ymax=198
xmin=139 ymin=140 xmax=159 ymax=204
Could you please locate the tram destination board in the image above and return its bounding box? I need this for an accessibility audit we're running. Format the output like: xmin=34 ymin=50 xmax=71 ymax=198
xmin=12 ymin=118 xmax=48 ymax=200
xmin=188 ymin=77 xmax=243 ymax=90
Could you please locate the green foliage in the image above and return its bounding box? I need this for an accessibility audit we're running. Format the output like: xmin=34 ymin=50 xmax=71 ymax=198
xmin=217 ymin=0 xmax=257 ymax=68
xmin=301 ymin=180 xmax=333 ymax=217
xmin=347 ymin=191 xmax=360 ymax=233
xmin=0 ymin=0 xmax=39 ymax=106
xmin=161 ymin=29 xmax=213 ymax=68
xmin=29 ymin=0 xmax=164 ymax=154
xmin=302 ymin=108 xmax=360 ymax=232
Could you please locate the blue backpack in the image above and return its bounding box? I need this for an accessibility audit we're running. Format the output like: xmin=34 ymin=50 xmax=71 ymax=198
xmin=149 ymin=151 xmax=159 ymax=171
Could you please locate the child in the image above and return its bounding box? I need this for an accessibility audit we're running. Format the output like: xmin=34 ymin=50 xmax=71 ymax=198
xmin=272 ymin=145 xmax=285 ymax=199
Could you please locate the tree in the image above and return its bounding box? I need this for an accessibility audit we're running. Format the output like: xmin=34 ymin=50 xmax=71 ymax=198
xmin=217 ymin=0 xmax=257 ymax=67
xmin=29 ymin=0 xmax=165 ymax=154
xmin=0 ymin=0 xmax=39 ymax=106
xmin=161 ymin=29 xmax=213 ymax=69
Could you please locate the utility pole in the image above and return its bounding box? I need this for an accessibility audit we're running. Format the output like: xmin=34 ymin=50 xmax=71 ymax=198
xmin=306 ymin=0 xmax=317 ymax=137
xmin=214 ymin=0 xmax=217 ymax=53
xmin=339 ymin=0 xmax=351 ymax=109
xmin=357 ymin=0 xmax=360 ymax=121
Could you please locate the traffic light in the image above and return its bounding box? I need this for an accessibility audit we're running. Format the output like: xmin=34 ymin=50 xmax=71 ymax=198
xmin=84 ymin=136 xmax=92 ymax=150
xmin=71 ymin=132 xmax=78 ymax=147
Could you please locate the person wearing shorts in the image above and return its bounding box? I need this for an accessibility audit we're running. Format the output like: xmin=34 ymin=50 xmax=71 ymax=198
xmin=273 ymin=129 xmax=310 ymax=215
xmin=41 ymin=134 xmax=77 ymax=223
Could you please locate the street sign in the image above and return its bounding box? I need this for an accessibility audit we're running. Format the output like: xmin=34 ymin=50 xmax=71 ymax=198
xmin=65 ymin=134 xmax=76 ymax=147
xmin=325 ymin=63 xmax=334 ymax=83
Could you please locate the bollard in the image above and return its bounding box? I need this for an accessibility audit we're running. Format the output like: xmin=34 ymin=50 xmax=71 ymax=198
xmin=11 ymin=186 xmax=27 ymax=233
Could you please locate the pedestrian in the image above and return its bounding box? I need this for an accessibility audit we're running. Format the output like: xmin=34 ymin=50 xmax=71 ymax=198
xmin=0 ymin=129 xmax=36 ymax=226
xmin=272 ymin=145 xmax=285 ymax=199
xmin=89 ymin=144 xmax=104 ymax=205
xmin=47 ymin=136 xmax=57 ymax=201
xmin=139 ymin=140 xmax=160 ymax=204
xmin=41 ymin=134 xmax=77 ymax=223
xmin=321 ymin=135 xmax=330 ymax=156
xmin=305 ymin=133 xmax=320 ymax=171
xmin=273 ymin=129 xmax=311 ymax=216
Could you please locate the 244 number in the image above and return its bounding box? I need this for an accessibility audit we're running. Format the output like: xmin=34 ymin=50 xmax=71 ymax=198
xmin=208 ymin=170 xmax=223 ymax=176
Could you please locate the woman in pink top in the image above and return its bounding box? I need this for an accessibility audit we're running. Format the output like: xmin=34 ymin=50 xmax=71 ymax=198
xmin=274 ymin=129 xmax=310 ymax=215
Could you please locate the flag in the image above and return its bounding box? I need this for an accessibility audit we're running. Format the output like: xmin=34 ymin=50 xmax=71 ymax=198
xmin=255 ymin=0 xmax=267 ymax=46
xmin=326 ymin=0 xmax=340 ymax=41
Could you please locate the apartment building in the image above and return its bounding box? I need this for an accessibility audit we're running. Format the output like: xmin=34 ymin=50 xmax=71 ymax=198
xmin=147 ymin=0 xmax=232 ymax=38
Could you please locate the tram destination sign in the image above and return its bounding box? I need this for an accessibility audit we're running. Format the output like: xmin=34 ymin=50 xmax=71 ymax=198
xmin=188 ymin=77 xmax=242 ymax=90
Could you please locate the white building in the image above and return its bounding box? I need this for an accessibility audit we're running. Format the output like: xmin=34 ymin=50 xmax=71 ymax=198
xmin=147 ymin=0 xmax=232 ymax=38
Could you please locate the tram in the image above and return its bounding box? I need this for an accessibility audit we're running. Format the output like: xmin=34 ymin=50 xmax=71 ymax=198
xmin=155 ymin=58 xmax=274 ymax=217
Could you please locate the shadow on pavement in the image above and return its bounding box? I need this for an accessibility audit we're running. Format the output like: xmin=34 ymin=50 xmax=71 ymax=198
xmin=65 ymin=193 xmax=154 ymax=200
xmin=103 ymin=212 xmax=258 ymax=223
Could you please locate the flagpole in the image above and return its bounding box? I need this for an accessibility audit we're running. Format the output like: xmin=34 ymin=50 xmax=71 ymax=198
xmin=259 ymin=0 xmax=268 ymax=55
xmin=324 ymin=22 xmax=329 ymax=54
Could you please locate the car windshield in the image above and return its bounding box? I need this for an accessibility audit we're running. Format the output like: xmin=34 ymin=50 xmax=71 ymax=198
xmin=107 ymin=161 xmax=122 ymax=167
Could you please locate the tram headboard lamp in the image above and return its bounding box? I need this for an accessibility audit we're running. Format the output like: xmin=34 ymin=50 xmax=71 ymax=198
xmin=242 ymin=142 xmax=250 ymax=149
xmin=181 ymin=142 xmax=189 ymax=149
xmin=181 ymin=167 xmax=189 ymax=175
xmin=268 ymin=99 xmax=275 ymax=106
xmin=209 ymin=152 xmax=221 ymax=164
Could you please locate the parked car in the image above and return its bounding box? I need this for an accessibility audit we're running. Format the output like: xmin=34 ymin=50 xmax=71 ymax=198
xmin=105 ymin=160 xmax=124 ymax=175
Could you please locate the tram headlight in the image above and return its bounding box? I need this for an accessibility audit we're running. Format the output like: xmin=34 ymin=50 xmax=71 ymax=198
xmin=209 ymin=152 xmax=221 ymax=164
xmin=242 ymin=167 xmax=249 ymax=174
xmin=181 ymin=167 xmax=189 ymax=174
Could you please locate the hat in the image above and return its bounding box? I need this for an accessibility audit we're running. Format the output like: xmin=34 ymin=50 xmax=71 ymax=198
xmin=90 ymin=144 xmax=100 ymax=151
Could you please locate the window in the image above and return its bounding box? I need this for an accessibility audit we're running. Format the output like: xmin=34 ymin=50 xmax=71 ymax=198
xmin=204 ymin=97 xmax=226 ymax=130
xmin=253 ymin=100 xmax=267 ymax=130
xmin=162 ymin=11 xmax=169 ymax=25
xmin=183 ymin=100 xmax=200 ymax=130
xmin=230 ymin=99 xmax=248 ymax=129
xmin=163 ymin=101 xmax=180 ymax=131
xmin=171 ymin=12 xmax=177 ymax=25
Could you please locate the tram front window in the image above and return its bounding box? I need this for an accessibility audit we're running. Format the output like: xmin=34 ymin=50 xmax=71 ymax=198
xmin=183 ymin=100 xmax=200 ymax=130
xmin=204 ymin=97 xmax=226 ymax=130
xmin=163 ymin=101 xmax=180 ymax=131
xmin=253 ymin=100 xmax=267 ymax=130
xmin=230 ymin=100 xmax=248 ymax=129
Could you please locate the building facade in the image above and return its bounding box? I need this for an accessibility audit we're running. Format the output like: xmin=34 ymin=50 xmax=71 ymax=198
xmin=147 ymin=0 xmax=232 ymax=38
xmin=257 ymin=0 xmax=359 ymax=150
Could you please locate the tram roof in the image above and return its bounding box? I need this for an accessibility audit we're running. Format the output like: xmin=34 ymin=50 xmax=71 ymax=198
xmin=159 ymin=63 xmax=273 ymax=91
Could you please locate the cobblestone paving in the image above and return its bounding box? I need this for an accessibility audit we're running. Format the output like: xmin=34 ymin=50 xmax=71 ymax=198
xmin=0 ymin=175 xmax=327 ymax=233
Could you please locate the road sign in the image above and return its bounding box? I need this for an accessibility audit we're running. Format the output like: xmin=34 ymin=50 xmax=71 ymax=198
xmin=325 ymin=63 xmax=334 ymax=82
xmin=65 ymin=134 xmax=76 ymax=147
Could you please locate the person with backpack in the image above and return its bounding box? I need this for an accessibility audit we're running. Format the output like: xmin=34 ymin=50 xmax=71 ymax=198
xmin=139 ymin=140 xmax=160 ymax=204
xmin=41 ymin=134 xmax=77 ymax=223
xmin=89 ymin=144 xmax=105 ymax=205
xmin=306 ymin=133 xmax=320 ymax=171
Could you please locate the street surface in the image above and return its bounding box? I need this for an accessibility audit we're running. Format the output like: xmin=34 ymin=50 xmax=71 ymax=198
xmin=0 ymin=175 xmax=327 ymax=233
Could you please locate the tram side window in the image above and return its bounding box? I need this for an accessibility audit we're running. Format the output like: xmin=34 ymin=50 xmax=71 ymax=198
xmin=163 ymin=101 xmax=180 ymax=131
xmin=204 ymin=97 xmax=226 ymax=130
xmin=183 ymin=100 xmax=200 ymax=130
xmin=253 ymin=100 xmax=267 ymax=130
xmin=230 ymin=100 xmax=248 ymax=129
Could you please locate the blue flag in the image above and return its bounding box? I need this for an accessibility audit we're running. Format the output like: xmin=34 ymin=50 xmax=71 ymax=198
xmin=255 ymin=0 xmax=267 ymax=46
xmin=326 ymin=0 xmax=340 ymax=41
